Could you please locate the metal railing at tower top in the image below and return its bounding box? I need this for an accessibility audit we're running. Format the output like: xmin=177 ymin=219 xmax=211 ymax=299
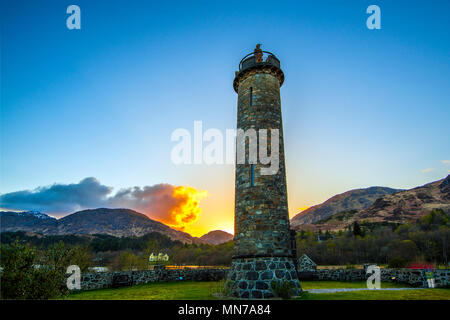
xmin=238 ymin=51 xmax=281 ymax=71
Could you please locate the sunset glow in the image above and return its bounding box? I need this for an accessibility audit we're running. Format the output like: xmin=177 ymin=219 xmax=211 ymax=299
xmin=162 ymin=186 xmax=208 ymax=233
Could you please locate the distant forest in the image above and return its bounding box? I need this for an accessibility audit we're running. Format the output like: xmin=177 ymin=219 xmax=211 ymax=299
xmin=0 ymin=231 xmax=233 ymax=270
xmin=1 ymin=210 xmax=448 ymax=269
xmin=297 ymin=209 xmax=449 ymax=267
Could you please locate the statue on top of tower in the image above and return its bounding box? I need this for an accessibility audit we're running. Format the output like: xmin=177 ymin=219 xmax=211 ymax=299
xmin=254 ymin=44 xmax=263 ymax=62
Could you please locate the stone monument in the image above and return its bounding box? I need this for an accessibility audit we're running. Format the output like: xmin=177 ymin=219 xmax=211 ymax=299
xmin=226 ymin=45 xmax=302 ymax=299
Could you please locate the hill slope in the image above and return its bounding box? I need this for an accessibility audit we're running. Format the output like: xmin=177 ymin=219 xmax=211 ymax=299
xmin=293 ymin=175 xmax=450 ymax=231
xmin=291 ymin=186 xmax=402 ymax=227
xmin=353 ymin=175 xmax=450 ymax=224
xmin=0 ymin=210 xmax=58 ymax=234
xmin=200 ymin=230 xmax=233 ymax=245
xmin=0 ymin=208 xmax=205 ymax=244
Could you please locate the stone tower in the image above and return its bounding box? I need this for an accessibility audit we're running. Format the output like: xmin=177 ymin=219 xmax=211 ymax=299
xmin=227 ymin=45 xmax=301 ymax=299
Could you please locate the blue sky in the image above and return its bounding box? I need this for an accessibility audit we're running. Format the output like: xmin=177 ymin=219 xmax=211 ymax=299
xmin=1 ymin=0 xmax=449 ymax=234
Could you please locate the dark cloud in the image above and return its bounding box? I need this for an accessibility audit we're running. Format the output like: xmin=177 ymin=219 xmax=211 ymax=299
xmin=0 ymin=177 xmax=112 ymax=214
xmin=0 ymin=178 xmax=207 ymax=229
xmin=109 ymin=184 xmax=178 ymax=220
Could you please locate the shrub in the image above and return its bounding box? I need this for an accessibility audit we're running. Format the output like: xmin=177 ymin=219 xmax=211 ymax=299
xmin=0 ymin=240 xmax=78 ymax=299
xmin=0 ymin=240 xmax=37 ymax=299
xmin=270 ymin=280 xmax=295 ymax=300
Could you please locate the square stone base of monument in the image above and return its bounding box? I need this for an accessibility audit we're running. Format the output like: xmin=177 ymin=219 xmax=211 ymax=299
xmin=226 ymin=257 xmax=302 ymax=299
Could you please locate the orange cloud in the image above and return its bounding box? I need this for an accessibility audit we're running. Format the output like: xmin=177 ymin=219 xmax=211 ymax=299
xmin=109 ymin=183 xmax=208 ymax=231
xmin=163 ymin=186 xmax=208 ymax=231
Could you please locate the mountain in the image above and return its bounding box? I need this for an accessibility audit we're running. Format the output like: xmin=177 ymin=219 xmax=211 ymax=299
xmin=292 ymin=175 xmax=450 ymax=231
xmin=353 ymin=175 xmax=450 ymax=224
xmin=290 ymin=186 xmax=402 ymax=227
xmin=0 ymin=208 xmax=205 ymax=245
xmin=20 ymin=210 xmax=55 ymax=220
xmin=200 ymin=230 xmax=233 ymax=245
xmin=0 ymin=210 xmax=58 ymax=234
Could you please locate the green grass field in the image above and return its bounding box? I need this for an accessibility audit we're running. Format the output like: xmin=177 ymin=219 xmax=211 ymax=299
xmin=300 ymin=281 xmax=410 ymax=290
xmin=67 ymin=281 xmax=450 ymax=300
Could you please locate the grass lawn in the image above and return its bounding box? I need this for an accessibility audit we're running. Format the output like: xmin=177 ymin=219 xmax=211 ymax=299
xmin=300 ymin=281 xmax=412 ymax=290
xmin=67 ymin=281 xmax=221 ymax=300
xmin=67 ymin=281 xmax=450 ymax=300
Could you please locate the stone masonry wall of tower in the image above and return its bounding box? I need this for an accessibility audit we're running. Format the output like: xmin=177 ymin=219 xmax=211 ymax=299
xmin=234 ymin=71 xmax=291 ymax=257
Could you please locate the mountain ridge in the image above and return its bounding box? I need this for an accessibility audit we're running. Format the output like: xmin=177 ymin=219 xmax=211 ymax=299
xmin=200 ymin=230 xmax=233 ymax=245
xmin=292 ymin=175 xmax=450 ymax=231
xmin=0 ymin=208 xmax=205 ymax=244
xmin=353 ymin=175 xmax=450 ymax=224
xmin=291 ymin=186 xmax=402 ymax=227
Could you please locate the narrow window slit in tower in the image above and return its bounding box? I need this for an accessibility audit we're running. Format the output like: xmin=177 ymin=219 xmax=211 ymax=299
xmin=250 ymin=164 xmax=255 ymax=187
xmin=249 ymin=87 xmax=253 ymax=106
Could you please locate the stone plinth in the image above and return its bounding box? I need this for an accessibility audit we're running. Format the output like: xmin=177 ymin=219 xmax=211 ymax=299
xmin=227 ymin=257 xmax=301 ymax=299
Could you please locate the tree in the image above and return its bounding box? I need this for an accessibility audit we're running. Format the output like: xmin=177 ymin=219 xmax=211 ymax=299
xmin=31 ymin=241 xmax=76 ymax=299
xmin=439 ymin=226 xmax=449 ymax=265
xmin=70 ymin=245 xmax=92 ymax=272
xmin=0 ymin=240 xmax=75 ymax=299
xmin=352 ymin=221 xmax=363 ymax=237
xmin=388 ymin=240 xmax=419 ymax=265
xmin=0 ymin=240 xmax=37 ymax=299
xmin=299 ymin=230 xmax=306 ymax=240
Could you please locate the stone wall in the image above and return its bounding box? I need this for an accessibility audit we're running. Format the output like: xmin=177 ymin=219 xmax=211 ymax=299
xmin=78 ymin=268 xmax=228 ymax=291
xmin=316 ymin=269 xmax=365 ymax=282
xmin=298 ymin=254 xmax=317 ymax=272
xmin=75 ymin=267 xmax=449 ymax=291
xmin=315 ymin=268 xmax=449 ymax=288
xmin=427 ymin=269 xmax=449 ymax=287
